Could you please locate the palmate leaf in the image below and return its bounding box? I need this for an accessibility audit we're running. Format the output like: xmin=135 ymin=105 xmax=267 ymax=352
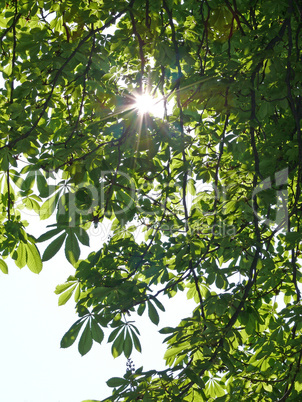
xmin=108 ymin=324 xmax=140 ymax=358
xmin=206 ymin=378 xmax=225 ymax=398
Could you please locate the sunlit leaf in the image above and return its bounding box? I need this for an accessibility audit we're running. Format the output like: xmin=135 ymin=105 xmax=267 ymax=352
xmin=39 ymin=192 xmax=60 ymax=220
xmin=15 ymin=242 xmax=27 ymax=269
xmin=26 ymin=242 xmax=42 ymax=274
xmin=58 ymin=284 xmax=77 ymax=306
xmin=55 ymin=281 xmax=77 ymax=295
xmin=0 ymin=259 xmax=8 ymax=274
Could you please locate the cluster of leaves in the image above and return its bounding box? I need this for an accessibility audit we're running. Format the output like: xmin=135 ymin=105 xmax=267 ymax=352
xmin=1 ymin=0 xmax=302 ymax=400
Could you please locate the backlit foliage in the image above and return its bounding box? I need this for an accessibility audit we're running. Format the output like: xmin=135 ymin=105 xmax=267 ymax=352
xmin=0 ymin=0 xmax=302 ymax=400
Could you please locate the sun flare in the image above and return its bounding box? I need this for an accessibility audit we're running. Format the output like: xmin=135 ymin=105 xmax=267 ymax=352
xmin=135 ymin=93 xmax=156 ymax=114
xmin=134 ymin=93 xmax=164 ymax=117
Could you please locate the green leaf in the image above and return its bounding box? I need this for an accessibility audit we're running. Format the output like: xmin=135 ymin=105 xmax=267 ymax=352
xmin=111 ymin=328 xmax=125 ymax=358
xmin=106 ymin=377 xmax=128 ymax=388
xmin=137 ymin=302 xmax=146 ymax=316
xmin=124 ymin=329 xmax=133 ymax=358
xmin=91 ymin=319 xmax=104 ymax=344
xmin=36 ymin=173 xmax=49 ymax=197
xmin=129 ymin=324 xmax=140 ymax=336
xmin=26 ymin=242 xmax=42 ymax=274
xmin=131 ymin=329 xmax=141 ymax=353
xmin=39 ymin=192 xmax=60 ymax=220
xmin=21 ymin=173 xmax=35 ymax=192
xmin=37 ymin=228 xmax=64 ymax=243
xmin=55 ymin=281 xmax=77 ymax=295
xmin=74 ymin=227 xmax=90 ymax=246
xmin=187 ymin=178 xmax=196 ymax=195
xmin=60 ymin=319 xmax=85 ymax=348
xmin=77 ymin=305 xmax=90 ymax=317
xmin=78 ymin=320 xmax=93 ymax=356
xmin=185 ymin=368 xmax=205 ymax=389
xmin=215 ymin=274 xmax=224 ymax=289
xmin=108 ymin=326 xmax=123 ymax=343
xmin=74 ymin=283 xmax=81 ymax=302
xmin=15 ymin=242 xmax=27 ymax=269
xmin=0 ymin=259 xmax=8 ymax=274
xmin=159 ymin=327 xmax=176 ymax=334
xmin=65 ymin=232 xmax=80 ymax=266
xmin=42 ymin=232 xmax=66 ymax=262
xmin=206 ymin=378 xmax=225 ymax=397
xmin=224 ymin=200 xmax=237 ymax=214
xmin=82 ymin=400 xmax=101 ymax=402
xmin=58 ymin=284 xmax=77 ymax=306
xmin=0 ymin=154 xmax=9 ymax=171
xmin=147 ymin=300 xmax=159 ymax=325
xmin=152 ymin=297 xmax=165 ymax=312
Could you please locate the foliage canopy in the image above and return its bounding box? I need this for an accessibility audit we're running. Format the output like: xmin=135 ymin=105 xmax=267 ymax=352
xmin=1 ymin=0 xmax=302 ymax=400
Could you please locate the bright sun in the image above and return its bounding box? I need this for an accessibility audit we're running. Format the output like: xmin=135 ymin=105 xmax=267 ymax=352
xmin=134 ymin=93 xmax=162 ymax=117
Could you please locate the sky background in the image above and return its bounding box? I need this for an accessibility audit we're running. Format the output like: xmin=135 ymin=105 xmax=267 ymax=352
xmin=0 ymin=211 xmax=196 ymax=402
